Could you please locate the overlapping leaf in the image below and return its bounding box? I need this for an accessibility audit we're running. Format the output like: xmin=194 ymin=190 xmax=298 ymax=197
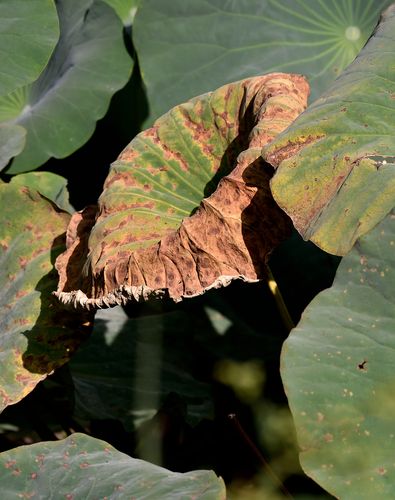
xmin=3 ymin=0 xmax=132 ymax=173
xmin=263 ymin=4 xmax=395 ymax=256
xmin=0 ymin=0 xmax=59 ymax=98
xmin=55 ymin=73 xmax=309 ymax=308
xmin=10 ymin=172 xmax=74 ymax=213
xmin=281 ymin=209 xmax=395 ymax=497
xmin=104 ymin=0 xmax=139 ymax=25
xmin=70 ymin=307 xmax=213 ymax=429
xmin=133 ymin=0 xmax=391 ymax=123
xmin=0 ymin=182 xmax=91 ymax=412
xmin=0 ymin=433 xmax=226 ymax=498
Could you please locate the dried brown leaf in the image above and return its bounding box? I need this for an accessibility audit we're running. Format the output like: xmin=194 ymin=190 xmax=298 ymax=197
xmin=55 ymin=74 xmax=309 ymax=308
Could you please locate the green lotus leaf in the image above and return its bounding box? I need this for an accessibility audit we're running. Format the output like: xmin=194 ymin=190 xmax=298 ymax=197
xmin=104 ymin=0 xmax=139 ymax=25
xmin=281 ymin=209 xmax=395 ymax=497
xmin=0 ymin=124 xmax=25 ymax=171
xmin=10 ymin=172 xmax=73 ymax=213
xmin=0 ymin=182 xmax=91 ymax=411
xmin=70 ymin=306 xmax=212 ymax=429
xmin=0 ymin=0 xmax=59 ymax=98
xmin=54 ymin=74 xmax=308 ymax=308
xmin=263 ymin=4 xmax=395 ymax=256
xmin=0 ymin=433 xmax=226 ymax=498
xmin=3 ymin=0 xmax=132 ymax=174
xmin=133 ymin=0 xmax=391 ymax=123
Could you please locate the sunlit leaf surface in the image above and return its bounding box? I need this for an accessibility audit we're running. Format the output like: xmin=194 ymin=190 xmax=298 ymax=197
xmin=10 ymin=172 xmax=73 ymax=213
xmin=264 ymin=4 xmax=395 ymax=255
xmin=0 ymin=182 xmax=91 ymax=412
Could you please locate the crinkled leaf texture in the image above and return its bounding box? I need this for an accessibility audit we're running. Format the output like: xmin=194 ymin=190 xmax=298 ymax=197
xmin=263 ymin=4 xmax=395 ymax=256
xmin=55 ymin=73 xmax=309 ymax=309
xmin=3 ymin=0 xmax=132 ymax=173
xmin=0 ymin=182 xmax=91 ymax=412
xmin=0 ymin=433 xmax=226 ymax=499
xmin=282 ymin=209 xmax=395 ymax=498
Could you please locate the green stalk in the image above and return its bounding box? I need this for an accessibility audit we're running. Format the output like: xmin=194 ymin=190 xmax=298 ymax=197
xmin=266 ymin=266 xmax=295 ymax=333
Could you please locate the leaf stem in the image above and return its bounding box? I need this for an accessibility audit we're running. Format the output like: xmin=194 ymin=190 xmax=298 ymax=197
xmin=266 ymin=266 xmax=295 ymax=332
xmin=228 ymin=413 xmax=294 ymax=499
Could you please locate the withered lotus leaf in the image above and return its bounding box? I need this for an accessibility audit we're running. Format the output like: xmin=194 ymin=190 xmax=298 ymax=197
xmin=55 ymin=74 xmax=309 ymax=309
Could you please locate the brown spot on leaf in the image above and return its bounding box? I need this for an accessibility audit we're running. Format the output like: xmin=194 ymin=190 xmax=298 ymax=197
xmin=118 ymin=147 xmax=139 ymax=163
xmin=358 ymin=360 xmax=368 ymax=371
xmin=15 ymin=290 xmax=29 ymax=299
xmin=264 ymin=134 xmax=324 ymax=167
xmin=19 ymin=257 xmax=29 ymax=269
xmin=55 ymin=74 xmax=309 ymax=308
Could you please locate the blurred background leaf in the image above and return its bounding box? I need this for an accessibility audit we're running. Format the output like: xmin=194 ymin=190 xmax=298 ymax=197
xmin=133 ymin=0 xmax=391 ymax=124
xmin=70 ymin=307 xmax=213 ymax=430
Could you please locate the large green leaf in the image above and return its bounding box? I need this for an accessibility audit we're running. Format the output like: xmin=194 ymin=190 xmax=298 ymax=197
xmin=263 ymin=4 xmax=395 ymax=256
xmin=133 ymin=0 xmax=391 ymax=123
xmin=0 ymin=433 xmax=226 ymax=498
xmin=3 ymin=0 xmax=132 ymax=174
xmin=0 ymin=0 xmax=59 ymax=98
xmin=0 ymin=182 xmax=91 ymax=411
xmin=70 ymin=307 xmax=212 ymax=429
xmin=54 ymin=74 xmax=308 ymax=308
xmin=281 ymin=209 xmax=395 ymax=498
